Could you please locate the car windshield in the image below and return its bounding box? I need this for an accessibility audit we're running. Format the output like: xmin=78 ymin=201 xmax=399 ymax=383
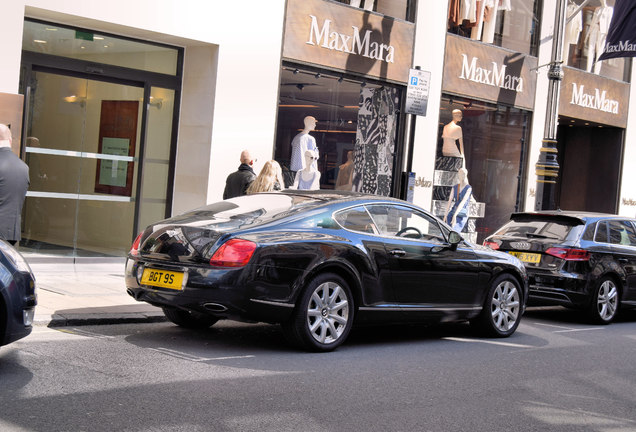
xmin=494 ymin=219 xmax=575 ymax=241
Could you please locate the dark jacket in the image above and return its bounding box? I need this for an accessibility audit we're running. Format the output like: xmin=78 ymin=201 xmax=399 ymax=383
xmin=0 ymin=148 xmax=30 ymax=242
xmin=223 ymin=163 xmax=256 ymax=199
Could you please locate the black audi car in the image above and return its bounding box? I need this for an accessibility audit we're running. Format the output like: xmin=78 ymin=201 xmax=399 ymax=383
xmin=126 ymin=191 xmax=528 ymax=351
xmin=0 ymin=240 xmax=37 ymax=348
xmin=484 ymin=211 xmax=636 ymax=324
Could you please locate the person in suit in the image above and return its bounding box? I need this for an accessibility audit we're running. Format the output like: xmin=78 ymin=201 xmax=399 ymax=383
xmin=223 ymin=150 xmax=256 ymax=199
xmin=0 ymin=124 xmax=30 ymax=246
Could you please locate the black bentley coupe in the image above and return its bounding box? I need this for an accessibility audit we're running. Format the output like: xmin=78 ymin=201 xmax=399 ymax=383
xmin=126 ymin=191 xmax=528 ymax=351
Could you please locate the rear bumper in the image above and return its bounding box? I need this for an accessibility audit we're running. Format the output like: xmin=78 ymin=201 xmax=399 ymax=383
xmin=125 ymin=258 xmax=296 ymax=324
xmin=527 ymin=270 xmax=591 ymax=308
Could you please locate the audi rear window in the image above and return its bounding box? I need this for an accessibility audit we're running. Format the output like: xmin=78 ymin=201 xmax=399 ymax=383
xmin=493 ymin=218 xmax=578 ymax=241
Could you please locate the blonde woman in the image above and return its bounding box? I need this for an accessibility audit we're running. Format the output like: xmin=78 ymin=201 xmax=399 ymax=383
xmin=247 ymin=160 xmax=284 ymax=194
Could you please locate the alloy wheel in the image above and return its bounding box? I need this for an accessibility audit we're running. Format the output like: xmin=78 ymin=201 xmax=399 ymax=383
xmin=490 ymin=280 xmax=520 ymax=332
xmin=306 ymin=281 xmax=350 ymax=344
xmin=596 ymin=279 xmax=618 ymax=322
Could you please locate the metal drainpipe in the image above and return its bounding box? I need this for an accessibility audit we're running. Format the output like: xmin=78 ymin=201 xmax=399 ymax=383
xmin=535 ymin=0 xmax=567 ymax=211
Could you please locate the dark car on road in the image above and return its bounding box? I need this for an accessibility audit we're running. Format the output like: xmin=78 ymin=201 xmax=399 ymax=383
xmin=126 ymin=191 xmax=528 ymax=351
xmin=0 ymin=240 xmax=37 ymax=348
xmin=484 ymin=211 xmax=636 ymax=324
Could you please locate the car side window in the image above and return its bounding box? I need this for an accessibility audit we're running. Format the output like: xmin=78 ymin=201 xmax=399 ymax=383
xmin=608 ymin=221 xmax=636 ymax=246
xmin=581 ymin=222 xmax=596 ymax=241
xmin=366 ymin=204 xmax=445 ymax=243
xmin=334 ymin=207 xmax=377 ymax=234
xmin=595 ymin=221 xmax=608 ymax=243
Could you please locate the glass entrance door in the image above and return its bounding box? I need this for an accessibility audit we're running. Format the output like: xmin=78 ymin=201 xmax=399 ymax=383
xmin=23 ymin=71 xmax=144 ymax=257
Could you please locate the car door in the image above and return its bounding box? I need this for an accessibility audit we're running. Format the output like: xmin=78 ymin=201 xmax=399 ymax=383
xmin=333 ymin=206 xmax=396 ymax=307
xmin=366 ymin=204 xmax=480 ymax=310
xmin=608 ymin=220 xmax=636 ymax=302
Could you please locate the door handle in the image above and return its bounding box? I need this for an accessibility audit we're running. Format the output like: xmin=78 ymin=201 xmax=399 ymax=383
xmin=389 ymin=249 xmax=406 ymax=257
xmin=618 ymin=258 xmax=629 ymax=263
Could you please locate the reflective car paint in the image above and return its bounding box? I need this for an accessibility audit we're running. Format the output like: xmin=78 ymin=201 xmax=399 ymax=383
xmin=0 ymin=240 xmax=37 ymax=347
xmin=126 ymin=191 xmax=528 ymax=350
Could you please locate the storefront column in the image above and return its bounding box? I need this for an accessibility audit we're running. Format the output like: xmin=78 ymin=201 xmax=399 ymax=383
xmin=0 ymin=2 xmax=24 ymax=93
xmin=619 ymin=66 xmax=636 ymax=217
xmin=410 ymin=0 xmax=450 ymax=211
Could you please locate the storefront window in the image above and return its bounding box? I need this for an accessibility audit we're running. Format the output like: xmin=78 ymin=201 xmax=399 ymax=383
xmin=447 ymin=0 xmax=542 ymax=56
xmin=564 ymin=0 xmax=631 ymax=81
xmin=274 ymin=65 xmax=402 ymax=196
xmin=330 ymin=0 xmax=417 ymax=22
xmin=437 ymin=96 xmax=530 ymax=242
xmin=22 ymin=20 xmax=179 ymax=76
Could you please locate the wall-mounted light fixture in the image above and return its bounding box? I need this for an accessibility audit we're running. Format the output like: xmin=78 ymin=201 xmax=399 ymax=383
xmin=63 ymin=95 xmax=86 ymax=107
xmin=149 ymin=97 xmax=163 ymax=109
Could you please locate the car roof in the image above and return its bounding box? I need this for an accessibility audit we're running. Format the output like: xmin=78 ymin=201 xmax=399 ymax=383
xmin=511 ymin=210 xmax=636 ymax=225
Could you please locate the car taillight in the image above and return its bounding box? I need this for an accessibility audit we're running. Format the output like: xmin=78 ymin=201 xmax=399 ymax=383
xmin=130 ymin=232 xmax=143 ymax=256
xmin=545 ymin=247 xmax=590 ymax=261
xmin=209 ymin=239 xmax=257 ymax=267
xmin=483 ymin=240 xmax=500 ymax=250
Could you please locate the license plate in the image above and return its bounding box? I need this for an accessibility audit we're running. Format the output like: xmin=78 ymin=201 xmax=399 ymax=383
xmin=141 ymin=268 xmax=184 ymax=290
xmin=508 ymin=251 xmax=541 ymax=264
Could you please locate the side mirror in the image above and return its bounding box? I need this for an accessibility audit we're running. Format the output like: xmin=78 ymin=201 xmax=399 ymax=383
xmin=448 ymin=231 xmax=462 ymax=249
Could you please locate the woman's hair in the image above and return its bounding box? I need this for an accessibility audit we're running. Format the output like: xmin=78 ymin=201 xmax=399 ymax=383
xmin=247 ymin=160 xmax=284 ymax=194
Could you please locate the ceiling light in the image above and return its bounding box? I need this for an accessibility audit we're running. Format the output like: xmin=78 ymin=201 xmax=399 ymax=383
xmin=33 ymin=40 xmax=47 ymax=44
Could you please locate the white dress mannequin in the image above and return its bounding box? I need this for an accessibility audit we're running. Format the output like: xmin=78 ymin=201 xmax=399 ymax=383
xmin=290 ymin=116 xmax=319 ymax=172
xmin=293 ymin=150 xmax=321 ymax=190
xmin=586 ymin=0 xmax=613 ymax=74
xmin=442 ymin=109 xmax=465 ymax=159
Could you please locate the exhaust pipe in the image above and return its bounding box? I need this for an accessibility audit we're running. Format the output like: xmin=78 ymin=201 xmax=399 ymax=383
xmin=202 ymin=303 xmax=228 ymax=312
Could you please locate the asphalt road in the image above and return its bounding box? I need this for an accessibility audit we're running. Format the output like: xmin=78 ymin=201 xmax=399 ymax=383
xmin=1 ymin=307 xmax=636 ymax=432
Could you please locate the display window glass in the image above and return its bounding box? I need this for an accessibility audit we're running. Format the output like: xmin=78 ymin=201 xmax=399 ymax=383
xmin=436 ymin=96 xmax=530 ymax=243
xmin=447 ymin=0 xmax=543 ymax=56
xmin=274 ymin=65 xmax=403 ymax=196
xmin=563 ymin=0 xmax=630 ymax=82
xmin=330 ymin=0 xmax=417 ymax=22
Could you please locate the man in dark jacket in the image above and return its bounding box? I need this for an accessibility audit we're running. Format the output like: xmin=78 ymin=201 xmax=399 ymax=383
xmin=0 ymin=124 xmax=30 ymax=246
xmin=223 ymin=150 xmax=256 ymax=199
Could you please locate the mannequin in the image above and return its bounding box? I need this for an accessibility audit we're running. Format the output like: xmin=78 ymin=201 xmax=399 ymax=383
xmin=444 ymin=168 xmax=472 ymax=232
xmin=335 ymin=151 xmax=354 ymax=191
xmin=586 ymin=0 xmax=613 ymax=74
xmin=442 ymin=109 xmax=465 ymax=160
xmin=564 ymin=0 xmax=582 ymax=58
xmin=292 ymin=150 xmax=321 ymax=190
xmin=290 ymin=116 xmax=319 ymax=173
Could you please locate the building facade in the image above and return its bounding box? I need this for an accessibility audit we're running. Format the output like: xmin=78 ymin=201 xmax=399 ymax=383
xmin=0 ymin=0 xmax=634 ymax=261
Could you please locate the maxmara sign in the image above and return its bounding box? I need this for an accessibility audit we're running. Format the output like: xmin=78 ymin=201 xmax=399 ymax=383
xmin=442 ymin=35 xmax=537 ymax=110
xmin=283 ymin=0 xmax=415 ymax=83
xmin=559 ymin=66 xmax=628 ymax=128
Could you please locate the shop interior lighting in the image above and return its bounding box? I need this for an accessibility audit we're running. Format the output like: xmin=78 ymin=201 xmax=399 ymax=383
xmin=34 ymin=39 xmax=47 ymax=44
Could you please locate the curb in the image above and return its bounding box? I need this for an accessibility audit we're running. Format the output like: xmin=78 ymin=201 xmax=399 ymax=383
xmin=35 ymin=312 xmax=167 ymax=328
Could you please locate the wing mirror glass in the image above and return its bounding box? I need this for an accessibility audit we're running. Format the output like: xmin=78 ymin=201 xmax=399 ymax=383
xmin=448 ymin=231 xmax=462 ymax=245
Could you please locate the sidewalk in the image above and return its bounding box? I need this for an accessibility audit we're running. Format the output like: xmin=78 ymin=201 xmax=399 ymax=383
xmin=29 ymin=259 xmax=166 ymax=327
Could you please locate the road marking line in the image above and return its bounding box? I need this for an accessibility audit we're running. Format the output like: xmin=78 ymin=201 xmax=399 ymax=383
xmin=149 ymin=347 xmax=255 ymax=362
xmin=443 ymin=337 xmax=534 ymax=348
xmin=553 ymin=327 xmax=604 ymax=333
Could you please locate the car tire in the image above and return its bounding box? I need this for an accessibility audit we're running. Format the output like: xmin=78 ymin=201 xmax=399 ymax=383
xmin=162 ymin=307 xmax=218 ymax=329
xmin=282 ymin=272 xmax=354 ymax=352
xmin=471 ymin=274 xmax=522 ymax=338
xmin=587 ymin=276 xmax=619 ymax=324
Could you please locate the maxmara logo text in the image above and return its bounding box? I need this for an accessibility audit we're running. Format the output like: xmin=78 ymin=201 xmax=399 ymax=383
xmin=306 ymin=15 xmax=395 ymax=63
xmin=570 ymin=83 xmax=619 ymax=114
xmin=459 ymin=54 xmax=524 ymax=92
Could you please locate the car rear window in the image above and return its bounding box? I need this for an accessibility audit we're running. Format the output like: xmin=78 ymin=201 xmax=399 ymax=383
xmin=495 ymin=218 xmax=577 ymax=241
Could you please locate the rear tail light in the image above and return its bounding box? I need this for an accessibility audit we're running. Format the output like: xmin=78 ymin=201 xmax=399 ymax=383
xmin=483 ymin=240 xmax=500 ymax=250
xmin=130 ymin=232 xmax=143 ymax=256
xmin=209 ymin=239 xmax=257 ymax=267
xmin=545 ymin=247 xmax=590 ymax=261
